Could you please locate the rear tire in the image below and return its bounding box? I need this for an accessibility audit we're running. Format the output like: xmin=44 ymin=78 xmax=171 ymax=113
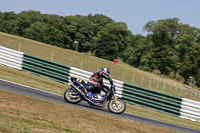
xmin=64 ymin=88 xmax=82 ymax=104
xmin=108 ymin=98 xmax=126 ymax=114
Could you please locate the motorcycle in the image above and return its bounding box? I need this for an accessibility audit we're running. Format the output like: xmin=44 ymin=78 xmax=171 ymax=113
xmin=64 ymin=77 xmax=126 ymax=114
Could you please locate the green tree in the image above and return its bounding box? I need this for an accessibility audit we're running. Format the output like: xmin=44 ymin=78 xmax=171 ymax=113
xmin=144 ymin=18 xmax=180 ymax=75
xmin=14 ymin=10 xmax=42 ymax=36
xmin=87 ymin=14 xmax=113 ymax=35
xmin=24 ymin=22 xmax=64 ymax=47
xmin=180 ymin=43 xmax=200 ymax=85
xmin=95 ymin=22 xmax=131 ymax=60
xmin=122 ymin=35 xmax=153 ymax=71
xmin=74 ymin=15 xmax=95 ymax=52
xmin=24 ymin=21 xmax=49 ymax=42
xmin=0 ymin=11 xmax=17 ymax=34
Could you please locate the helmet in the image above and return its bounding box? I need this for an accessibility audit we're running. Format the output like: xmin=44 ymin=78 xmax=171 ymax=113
xmin=102 ymin=67 xmax=110 ymax=75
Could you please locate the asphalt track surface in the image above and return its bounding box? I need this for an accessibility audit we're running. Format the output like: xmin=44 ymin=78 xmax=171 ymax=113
xmin=0 ymin=79 xmax=200 ymax=133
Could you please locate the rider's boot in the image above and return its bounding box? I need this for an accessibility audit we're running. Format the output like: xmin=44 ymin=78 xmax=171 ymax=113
xmin=84 ymin=86 xmax=91 ymax=95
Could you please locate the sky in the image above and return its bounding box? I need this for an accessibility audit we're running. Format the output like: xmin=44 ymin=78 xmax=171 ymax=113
xmin=0 ymin=0 xmax=200 ymax=35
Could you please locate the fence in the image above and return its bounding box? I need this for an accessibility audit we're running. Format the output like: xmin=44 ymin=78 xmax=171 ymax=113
xmin=1 ymin=45 xmax=200 ymax=122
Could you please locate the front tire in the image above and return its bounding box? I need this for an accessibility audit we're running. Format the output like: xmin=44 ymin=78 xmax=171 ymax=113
xmin=64 ymin=88 xmax=82 ymax=104
xmin=108 ymin=98 xmax=126 ymax=114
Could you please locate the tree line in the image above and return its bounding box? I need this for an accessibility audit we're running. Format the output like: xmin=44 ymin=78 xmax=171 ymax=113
xmin=0 ymin=10 xmax=200 ymax=87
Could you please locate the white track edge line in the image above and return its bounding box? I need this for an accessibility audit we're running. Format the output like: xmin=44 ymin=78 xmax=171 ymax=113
xmin=0 ymin=78 xmax=63 ymax=97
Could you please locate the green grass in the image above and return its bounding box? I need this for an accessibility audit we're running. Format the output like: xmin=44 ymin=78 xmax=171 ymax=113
xmin=1 ymin=65 xmax=200 ymax=131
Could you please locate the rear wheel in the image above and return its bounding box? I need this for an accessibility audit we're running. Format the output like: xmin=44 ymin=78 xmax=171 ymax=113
xmin=64 ymin=88 xmax=82 ymax=104
xmin=108 ymin=98 xmax=126 ymax=114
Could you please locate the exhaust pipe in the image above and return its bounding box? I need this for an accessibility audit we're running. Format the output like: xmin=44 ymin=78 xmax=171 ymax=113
xmin=71 ymin=82 xmax=105 ymax=107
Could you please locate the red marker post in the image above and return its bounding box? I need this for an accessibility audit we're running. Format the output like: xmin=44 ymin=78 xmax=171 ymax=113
xmin=113 ymin=59 xmax=117 ymax=64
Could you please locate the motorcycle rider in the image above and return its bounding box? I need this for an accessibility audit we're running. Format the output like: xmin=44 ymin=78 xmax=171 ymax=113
xmin=85 ymin=67 xmax=113 ymax=98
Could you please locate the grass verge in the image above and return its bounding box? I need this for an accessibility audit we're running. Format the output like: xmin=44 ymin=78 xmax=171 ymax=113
xmin=0 ymin=89 xmax=181 ymax=133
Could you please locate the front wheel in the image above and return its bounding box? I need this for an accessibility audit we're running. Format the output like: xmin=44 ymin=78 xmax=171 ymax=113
xmin=108 ymin=98 xmax=126 ymax=114
xmin=64 ymin=88 xmax=82 ymax=104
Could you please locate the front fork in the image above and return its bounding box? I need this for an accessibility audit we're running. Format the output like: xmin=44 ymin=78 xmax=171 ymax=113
xmin=113 ymin=94 xmax=118 ymax=108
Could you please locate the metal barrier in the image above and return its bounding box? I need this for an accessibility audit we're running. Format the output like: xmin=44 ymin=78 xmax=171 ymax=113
xmin=0 ymin=46 xmax=23 ymax=70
